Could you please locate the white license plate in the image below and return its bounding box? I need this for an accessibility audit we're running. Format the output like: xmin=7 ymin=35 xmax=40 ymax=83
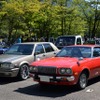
xmin=39 ymin=75 xmax=52 ymax=82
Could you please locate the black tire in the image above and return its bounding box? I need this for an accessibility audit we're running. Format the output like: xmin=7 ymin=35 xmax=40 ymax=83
xmin=77 ymin=72 xmax=88 ymax=89
xmin=18 ymin=64 xmax=29 ymax=80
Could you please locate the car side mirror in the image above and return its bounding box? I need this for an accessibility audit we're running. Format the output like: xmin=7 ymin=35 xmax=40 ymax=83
xmin=34 ymin=52 xmax=41 ymax=61
xmin=34 ymin=51 xmax=41 ymax=55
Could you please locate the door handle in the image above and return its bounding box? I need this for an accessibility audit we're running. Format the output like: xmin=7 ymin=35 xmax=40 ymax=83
xmin=54 ymin=52 xmax=56 ymax=54
xmin=43 ymin=54 xmax=45 ymax=56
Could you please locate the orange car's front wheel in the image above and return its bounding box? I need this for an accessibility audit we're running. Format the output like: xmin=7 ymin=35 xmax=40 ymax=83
xmin=77 ymin=72 xmax=88 ymax=89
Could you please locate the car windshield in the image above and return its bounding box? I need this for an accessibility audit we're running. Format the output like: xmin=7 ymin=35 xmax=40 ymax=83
xmin=0 ymin=45 xmax=3 ymax=48
xmin=55 ymin=36 xmax=75 ymax=46
xmin=56 ymin=46 xmax=91 ymax=58
xmin=0 ymin=44 xmax=7 ymax=49
xmin=4 ymin=44 xmax=34 ymax=55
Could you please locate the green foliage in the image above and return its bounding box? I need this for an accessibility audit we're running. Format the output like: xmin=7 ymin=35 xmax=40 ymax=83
xmin=74 ymin=0 xmax=100 ymax=38
xmin=0 ymin=0 xmax=100 ymax=44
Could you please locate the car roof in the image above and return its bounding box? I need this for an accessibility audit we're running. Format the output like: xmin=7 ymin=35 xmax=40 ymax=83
xmin=66 ymin=45 xmax=100 ymax=48
xmin=15 ymin=42 xmax=53 ymax=45
xmin=57 ymin=35 xmax=81 ymax=38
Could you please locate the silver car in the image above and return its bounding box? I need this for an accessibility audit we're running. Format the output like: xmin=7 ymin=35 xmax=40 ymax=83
xmin=0 ymin=42 xmax=59 ymax=80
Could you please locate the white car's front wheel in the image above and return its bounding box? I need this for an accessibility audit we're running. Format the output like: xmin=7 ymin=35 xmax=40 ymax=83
xmin=18 ymin=64 xmax=29 ymax=80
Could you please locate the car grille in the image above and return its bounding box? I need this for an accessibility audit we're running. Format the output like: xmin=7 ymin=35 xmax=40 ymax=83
xmin=37 ymin=66 xmax=56 ymax=75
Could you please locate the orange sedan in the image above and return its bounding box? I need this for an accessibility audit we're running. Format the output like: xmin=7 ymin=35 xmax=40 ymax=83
xmin=29 ymin=45 xmax=100 ymax=89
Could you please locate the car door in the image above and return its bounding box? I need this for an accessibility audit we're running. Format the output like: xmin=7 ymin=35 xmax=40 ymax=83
xmin=91 ymin=47 xmax=100 ymax=77
xmin=43 ymin=43 xmax=57 ymax=58
xmin=34 ymin=44 xmax=46 ymax=61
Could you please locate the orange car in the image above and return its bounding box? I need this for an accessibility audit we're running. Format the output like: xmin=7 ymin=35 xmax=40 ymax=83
xmin=29 ymin=45 xmax=100 ymax=89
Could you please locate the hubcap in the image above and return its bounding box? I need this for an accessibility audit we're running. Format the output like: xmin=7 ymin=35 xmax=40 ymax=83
xmin=21 ymin=65 xmax=29 ymax=79
xmin=79 ymin=74 xmax=87 ymax=88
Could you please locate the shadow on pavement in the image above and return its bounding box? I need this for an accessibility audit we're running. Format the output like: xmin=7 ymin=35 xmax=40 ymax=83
xmin=88 ymin=76 xmax=100 ymax=86
xmin=15 ymin=84 xmax=77 ymax=98
xmin=0 ymin=77 xmax=23 ymax=85
xmin=14 ymin=76 xmax=100 ymax=98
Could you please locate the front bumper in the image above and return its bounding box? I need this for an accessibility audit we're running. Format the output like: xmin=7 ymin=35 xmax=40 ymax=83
xmin=0 ymin=68 xmax=19 ymax=77
xmin=31 ymin=74 xmax=77 ymax=85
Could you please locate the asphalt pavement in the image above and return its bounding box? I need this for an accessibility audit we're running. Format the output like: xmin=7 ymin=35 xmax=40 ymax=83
xmin=0 ymin=76 xmax=100 ymax=100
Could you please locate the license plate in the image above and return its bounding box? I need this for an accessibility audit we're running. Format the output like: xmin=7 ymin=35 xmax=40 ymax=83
xmin=39 ymin=75 xmax=52 ymax=82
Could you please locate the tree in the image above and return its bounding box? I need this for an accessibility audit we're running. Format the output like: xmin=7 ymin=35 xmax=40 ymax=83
xmin=1 ymin=0 xmax=24 ymax=44
xmin=75 ymin=0 xmax=100 ymax=38
xmin=53 ymin=0 xmax=86 ymax=36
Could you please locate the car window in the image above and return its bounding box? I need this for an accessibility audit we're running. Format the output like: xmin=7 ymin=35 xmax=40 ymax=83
xmin=43 ymin=44 xmax=54 ymax=53
xmin=80 ymin=47 xmax=91 ymax=58
xmin=5 ymin=44 xmax=34 ymax=55
xmin=35 ymin=44 xmax=44 ymax=55
xmin=95 ymin=40 xmax=100 ymax=45
xmin=93 ymin=47 xmax=100 ymax=57
xmin=76 ymin=38 xmax=81 ymax=45
xmin=56 ymin=47 xmax=91 ymax=58
xmin=9 ymin=45 xmax=19 ymax=52
xmin=56 ymin=47 xmax=72 ymax=57
xmin=55 ymin=37 xmax=75 ymax=46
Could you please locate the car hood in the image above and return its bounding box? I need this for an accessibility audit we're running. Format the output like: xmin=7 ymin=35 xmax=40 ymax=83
xmin=0 ymin=54 xmax=28 ymax=62
xmin=31 ymin=57 xmax=82 ymax=68
xmin=0 ymin=48 xmax=7 ymax=50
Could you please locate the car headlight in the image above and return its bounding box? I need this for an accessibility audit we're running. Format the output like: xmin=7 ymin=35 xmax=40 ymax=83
xmin=1 ymin=63 xmax=15 ymax=69
xmin=59 ymin=68 xmax=72 ymax=75
xmin=29 ymin=66 xmax=38 ymax=73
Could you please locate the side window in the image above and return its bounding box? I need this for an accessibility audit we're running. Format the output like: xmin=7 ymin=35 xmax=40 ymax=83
xmin=43 ymin=44 xmax=54 ymax=53
xmin=93 ymin=47 xmax=100 ymax=57
xmin=35 ymin=44 xmax=44 ymax=55
xmin=77 ymin=38 xmax=81 ymax=45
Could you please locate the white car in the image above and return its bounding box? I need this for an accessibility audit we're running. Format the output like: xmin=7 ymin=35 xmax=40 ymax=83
xmin=0 ymin=42 xmax=59 ymax=80
xmin=55 ymin=35 xmax=83 ymax=49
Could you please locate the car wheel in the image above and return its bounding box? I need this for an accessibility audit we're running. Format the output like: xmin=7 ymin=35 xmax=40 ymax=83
xmin=18 ymin=64 xmax=29 ymax=80
xmin=77 ymin=72 xmax=88 ymax=89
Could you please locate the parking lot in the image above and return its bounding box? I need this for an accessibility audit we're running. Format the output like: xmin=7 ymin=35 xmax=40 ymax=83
xmin=0 ymin=77 xmax=99 ymax=100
